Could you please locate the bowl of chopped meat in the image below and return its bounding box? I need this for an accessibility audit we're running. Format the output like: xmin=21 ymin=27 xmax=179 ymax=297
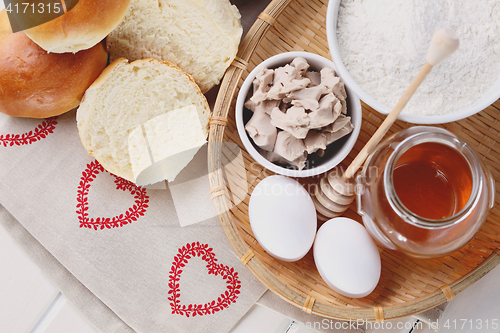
xmin=235 ymin=51 xmax=362 ymax=177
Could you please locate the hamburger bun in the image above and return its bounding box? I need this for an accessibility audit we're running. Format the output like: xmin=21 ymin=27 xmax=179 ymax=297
xmin=0 ymin=10 xmax=109 ymax=118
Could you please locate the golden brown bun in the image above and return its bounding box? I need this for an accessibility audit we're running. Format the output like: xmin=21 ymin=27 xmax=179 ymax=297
xmin=0 ymin=10 xmax=109 ymax=119
xmin=24 ymin=0 xmax=130 ymax=53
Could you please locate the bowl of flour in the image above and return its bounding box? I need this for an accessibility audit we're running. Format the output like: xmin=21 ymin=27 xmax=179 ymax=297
xmin=326 ymin=0 xmax=500 ymax=124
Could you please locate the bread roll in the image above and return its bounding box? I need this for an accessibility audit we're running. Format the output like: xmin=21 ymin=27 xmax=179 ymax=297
xmin=107 ymin=0 xmax=242 ymax=93
xmin=77 ymin=58 xmax=211 ymax=183
xmin=0 ymin=10 xmax=108 ymax=119
xmin=23 ymin=0 xmax=130 ymax=53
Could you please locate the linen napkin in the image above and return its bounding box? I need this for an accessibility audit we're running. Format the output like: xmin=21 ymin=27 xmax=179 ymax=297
xmin=0 ymin=111 xmax=266 ymax=333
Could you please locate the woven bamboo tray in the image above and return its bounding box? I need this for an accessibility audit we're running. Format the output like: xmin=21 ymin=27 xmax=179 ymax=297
xmin=208 ymin=0 xmax=500 ymax=321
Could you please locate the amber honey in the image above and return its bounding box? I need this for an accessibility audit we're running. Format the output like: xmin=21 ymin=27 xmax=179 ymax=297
xmin=357 ymin=127 xmax=494 ymax=258
xmin=392 ymin=142 xmax=473 ymax=220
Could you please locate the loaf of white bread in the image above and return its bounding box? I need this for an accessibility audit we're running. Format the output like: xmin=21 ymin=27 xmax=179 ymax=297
xmin=77 ymin=58 xmax=211 ymax=184
xmin=107 ymin=0 xmax=242 ymax=93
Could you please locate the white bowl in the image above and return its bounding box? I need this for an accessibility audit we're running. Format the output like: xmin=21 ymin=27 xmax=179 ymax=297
xmin=235 ymin=51 xmax=362 ymax=178
xmin=326 ymin=0 xmax=500 ymax=125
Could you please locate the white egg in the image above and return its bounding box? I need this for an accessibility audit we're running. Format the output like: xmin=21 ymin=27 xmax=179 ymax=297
xmin=249 ymin=175 xmax=317 ymax=262
xmin=314 ymin=217 xmax=381 ymax=298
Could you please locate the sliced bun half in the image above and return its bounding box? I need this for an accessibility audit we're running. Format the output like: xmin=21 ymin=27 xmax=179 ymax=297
xmin=107 ymin=0 xmax=242 ymax=93
xmin=77 ymin=58 xmax=211 ymax=184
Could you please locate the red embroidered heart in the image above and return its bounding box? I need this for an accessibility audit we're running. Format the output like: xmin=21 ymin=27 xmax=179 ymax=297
xmin=0 ymin=117 xmax=57 ymax=147
xmin=168 ymin=242 xmax=241 ymax=317
xmin=76 ymin=160 xmax=149 ymax=230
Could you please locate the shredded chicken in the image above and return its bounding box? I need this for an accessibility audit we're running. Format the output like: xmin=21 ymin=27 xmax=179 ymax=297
xmin=250 ymin=68 xmax=274 ymax=103
xmin=273 ymin=131 xmax=308 ymax=170
xmin=305 ymin=71 xmax=321 ymax=86
xmin=270 ymin=107 xmax=310 ymax=139
xmin=245 ymin=111 xmax=278 ymax=151
xmin=244 ymin=57 xmax=354 ymax=170
xmin=304 ymin=130 xmax=327 ymax=154
xmin=267 ymin=65 xmax=310 ymax=100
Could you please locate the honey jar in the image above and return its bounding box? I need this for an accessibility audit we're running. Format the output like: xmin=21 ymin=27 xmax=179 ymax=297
xmin=356 ymin=127 xmax=495 ymax=259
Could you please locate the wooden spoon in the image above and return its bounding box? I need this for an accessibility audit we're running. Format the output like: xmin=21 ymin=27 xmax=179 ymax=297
xmin=317 ymin=28 xmax=460 ymax=210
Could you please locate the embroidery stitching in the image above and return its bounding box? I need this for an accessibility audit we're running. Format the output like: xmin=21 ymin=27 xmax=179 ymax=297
xmin=168 ymin=242 xmax=241 ymax=317
xmin=0 ymin=117 xmax=57 ymax=147
xmin=76 ymin=160 xmax=149 ymax=230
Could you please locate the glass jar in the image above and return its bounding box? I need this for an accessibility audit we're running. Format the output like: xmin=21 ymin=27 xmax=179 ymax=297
xmin=356 ymin=126 xmax=495 ymax=259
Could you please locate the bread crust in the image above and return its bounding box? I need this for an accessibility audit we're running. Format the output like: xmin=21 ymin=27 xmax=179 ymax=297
xmin=24 ymin=0 xmax=130 ymax=53
xmin=0 ymin=10 xmax=109 ymax=118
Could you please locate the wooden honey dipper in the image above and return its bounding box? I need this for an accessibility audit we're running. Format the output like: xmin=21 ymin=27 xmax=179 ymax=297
xmin=313 ymin=28 xmax=460 ymax=221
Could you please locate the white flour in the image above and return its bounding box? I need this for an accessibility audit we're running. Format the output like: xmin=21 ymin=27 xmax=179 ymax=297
xmin=337 ymin=0 xmax=500 ymax=116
